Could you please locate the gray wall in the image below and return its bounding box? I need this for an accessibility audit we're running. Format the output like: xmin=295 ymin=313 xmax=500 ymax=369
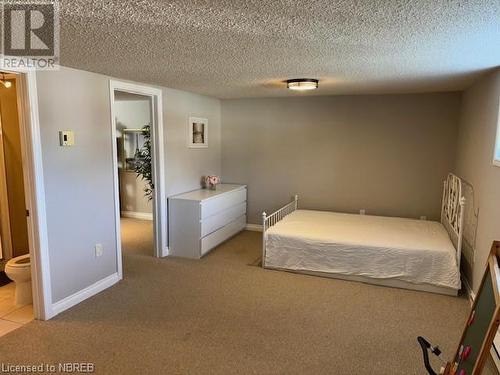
xmin=37 ymin=68 xmax=117 ymax=303
xmin=163 ymin=87 xmax=221 ymax=196
xmin=455 ymin=68 xmax=500 ymax=293
xmin=37 ymin=67 xmax=221 ymax=303
xmin=222 ymin=93 xmax=461 ymax=224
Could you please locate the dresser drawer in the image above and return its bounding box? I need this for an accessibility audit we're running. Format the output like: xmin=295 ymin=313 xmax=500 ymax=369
xmin=200 ymin=215 xmax=246 ymax=256
xmin=200 ymin=187 xmax=246 ymax=219
xmin=201 ymin=201 xmax=246 ymax=237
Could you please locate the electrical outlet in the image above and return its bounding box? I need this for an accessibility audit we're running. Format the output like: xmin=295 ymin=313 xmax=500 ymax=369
xmin=420 ymin=216 xmax=427 ymax=221
xmin=359 ymin=209 xmax=366 ymax=215
xmin=95 ymin=243 xmax=103 ymax=257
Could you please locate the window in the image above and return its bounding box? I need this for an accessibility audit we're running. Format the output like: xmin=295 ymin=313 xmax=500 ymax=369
xmin=494 ymin=99 xmax=500 ymax=167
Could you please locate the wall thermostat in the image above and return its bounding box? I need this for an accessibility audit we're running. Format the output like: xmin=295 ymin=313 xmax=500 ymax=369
xmin=59 ymin=130 xmax=75 ymax=146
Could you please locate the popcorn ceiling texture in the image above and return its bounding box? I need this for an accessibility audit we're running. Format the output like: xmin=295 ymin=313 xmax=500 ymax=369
xmin=60 ymin=0 xmax=500 ymax=98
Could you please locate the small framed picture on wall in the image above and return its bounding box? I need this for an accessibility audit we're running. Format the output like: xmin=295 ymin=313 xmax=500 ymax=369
xmin=188 ymin=117 xmax=208 ymax=148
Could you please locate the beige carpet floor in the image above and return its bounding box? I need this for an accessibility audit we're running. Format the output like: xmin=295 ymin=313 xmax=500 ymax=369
xmin=0 ymin=221 xmax=484 ymax=374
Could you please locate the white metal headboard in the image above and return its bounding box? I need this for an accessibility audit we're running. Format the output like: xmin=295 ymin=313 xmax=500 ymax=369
xmin=460 ymin=179 xmax=479 ymax=265
xmin=441 ymin=173 xmax=466 ymax=267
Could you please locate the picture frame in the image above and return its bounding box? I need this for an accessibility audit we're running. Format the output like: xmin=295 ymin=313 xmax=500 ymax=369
xmin=188 ymin=117 xmax=208 ymax=148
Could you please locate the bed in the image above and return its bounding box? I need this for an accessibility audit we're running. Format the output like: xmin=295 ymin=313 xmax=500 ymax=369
xmin=261 ymin=173 xmax=468 ymax=296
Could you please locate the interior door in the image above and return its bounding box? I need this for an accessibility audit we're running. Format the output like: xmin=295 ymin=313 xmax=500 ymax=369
xmin=0 ymin=102 xmax=13 ymax=260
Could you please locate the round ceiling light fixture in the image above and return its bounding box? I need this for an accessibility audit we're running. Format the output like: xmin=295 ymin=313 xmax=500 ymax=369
xmin=286 ymin=78 xmax=319 ymax=91
xmin=0 ymin=73 xmax=11 ymax=88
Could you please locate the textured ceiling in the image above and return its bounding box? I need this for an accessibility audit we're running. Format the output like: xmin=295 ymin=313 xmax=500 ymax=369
xmin=60 ymin=0 xmax=500 ymax=98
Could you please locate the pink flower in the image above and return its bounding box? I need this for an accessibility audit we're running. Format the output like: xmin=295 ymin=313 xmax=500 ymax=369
xmin=203 ymin=175 xmax=220 ymax=188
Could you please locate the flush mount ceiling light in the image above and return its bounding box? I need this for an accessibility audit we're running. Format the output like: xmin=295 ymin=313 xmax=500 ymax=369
xmin=286 ymin=78 xmax=319 ymax=91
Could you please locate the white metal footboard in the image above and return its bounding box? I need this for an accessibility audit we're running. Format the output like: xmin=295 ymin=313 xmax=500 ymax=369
xmin=262 ymin=195 xmax=298 ymax=267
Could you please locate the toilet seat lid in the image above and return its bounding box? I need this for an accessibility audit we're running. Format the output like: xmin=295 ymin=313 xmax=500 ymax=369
xmin=6 ymin=254 xmax=30 ymax=268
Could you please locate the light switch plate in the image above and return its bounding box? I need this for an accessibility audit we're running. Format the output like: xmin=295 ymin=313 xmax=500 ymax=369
xmin=95 ymin=243 xmax=103 ymax=257
xmin=59 ymin=130 xmax=75 ymax=146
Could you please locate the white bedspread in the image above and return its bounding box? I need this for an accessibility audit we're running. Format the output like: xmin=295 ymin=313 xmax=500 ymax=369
xmin=265 ymin=210 xmax=460 ymax=290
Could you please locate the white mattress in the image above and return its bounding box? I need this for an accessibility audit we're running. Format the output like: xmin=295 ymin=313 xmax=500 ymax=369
xmin=265 ymin=210 xmax=460 ymax=290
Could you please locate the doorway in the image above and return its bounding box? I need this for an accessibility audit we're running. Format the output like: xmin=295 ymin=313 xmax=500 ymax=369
xmin=0 ymin=72 xmax=35 ymax=334
xmin=109 ymin=81 xmax=166 ymax=276
xmin=0 ymin=70 xmax=51 ymax=324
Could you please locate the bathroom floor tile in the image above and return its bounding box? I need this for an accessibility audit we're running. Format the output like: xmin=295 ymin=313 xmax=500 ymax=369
xmin=0 ymin=283 xmax=17 ymax=318
xmin=0 ymin=319 xmax=22 ymax=337
xmin=2 ymin=304 xmax=34 ymax=324
xmin=0 ymin=283 xmax=15 ymax=299
xmin=0 ymin=293 xmax=14 ymax=305
xmin=0 ymin=299 xmax=18 ymax=318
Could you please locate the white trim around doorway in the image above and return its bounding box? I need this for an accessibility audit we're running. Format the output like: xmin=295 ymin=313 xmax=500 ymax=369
xmin=12 ymin=70 xmax=52 ymax=320
xmin=109 ymin=80 xmax=167 ymax=277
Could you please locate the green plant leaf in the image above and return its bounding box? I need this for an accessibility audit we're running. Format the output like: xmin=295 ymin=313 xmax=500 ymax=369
xmin=132 ymin=124 xmax=154 ymax=201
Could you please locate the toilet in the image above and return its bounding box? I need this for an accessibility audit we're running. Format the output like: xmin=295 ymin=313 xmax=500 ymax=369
xmin=5 ymin=254 xmax=32 ymax=306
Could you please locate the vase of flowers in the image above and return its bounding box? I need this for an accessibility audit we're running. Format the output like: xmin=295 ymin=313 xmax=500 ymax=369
xmin=203 ymin=175 xmax=220 ymax=190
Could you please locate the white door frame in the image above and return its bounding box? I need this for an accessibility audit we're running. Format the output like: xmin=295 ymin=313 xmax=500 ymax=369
xmin=10 ymin=70 xmax=52 ymax=320
xmin=109 ymin=80 xmax=167 ymax=273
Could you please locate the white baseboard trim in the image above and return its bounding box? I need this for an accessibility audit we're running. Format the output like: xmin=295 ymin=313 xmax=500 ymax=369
xmin=121 ymin=211 xmax=153 ymax=221
xmin=245 ymin=224 xmax=263 ymax=232
xmin=462 ymin=276 xmax=476 ymax=304
xmin=51 ymin=273 xmax=120 ymax=317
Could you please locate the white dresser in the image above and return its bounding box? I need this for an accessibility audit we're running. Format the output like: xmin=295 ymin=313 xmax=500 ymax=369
xmin=168 ymin=184 xmax=247 ymax=258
